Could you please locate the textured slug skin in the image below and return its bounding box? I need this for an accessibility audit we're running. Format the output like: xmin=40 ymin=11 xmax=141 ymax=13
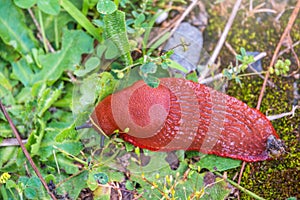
xmin=91 ymin=78 xmax=280 ymax=162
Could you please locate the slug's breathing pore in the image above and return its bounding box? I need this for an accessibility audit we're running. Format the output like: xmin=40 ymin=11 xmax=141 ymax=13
xmin=90 ymin=78 xmax=284 ymax=162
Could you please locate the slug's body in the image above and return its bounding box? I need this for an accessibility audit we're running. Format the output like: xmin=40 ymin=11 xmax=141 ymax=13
xmin=91 ymin=78 xmax=283 ymax=162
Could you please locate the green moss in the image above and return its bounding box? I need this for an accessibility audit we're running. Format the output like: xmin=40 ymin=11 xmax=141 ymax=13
xmin=202 ymin=1 xmax=299 ymax=198
xmin=226 ymin=76 xmax=299 ymax=199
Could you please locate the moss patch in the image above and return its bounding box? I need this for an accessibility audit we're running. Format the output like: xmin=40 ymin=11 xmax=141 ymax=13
xmin=226 ymin=76 xmax=299 ymax=199
xmin=203 ymin=1 xmax=300 ymax=198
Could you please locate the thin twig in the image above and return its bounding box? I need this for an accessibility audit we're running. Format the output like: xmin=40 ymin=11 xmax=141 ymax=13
xmin=27 ymin=8 xmax=55 ymax=53
xmin=169 ymin=0 xmax=199 ymax=37
xmin=0 ymin=138 xmax=28 ymax=147
xmin=200 ymin=52 xmax=267 ymax=84
xmin=237 ymin=161 xmax=246 ymax=200
xmin=147 ymin=14 xmax=180 ymax=48
xmin=224 ymin=42 xmax=276 ymax=87
xmin=0 ymin=101 xmax=57 ymax=200
xmin=278 ymin=40 xmax=300 ymax=56
xmin=267 ymin=105 xmax=299 ymax=121
xmin=214 ymin=172 xmax=266 ymax=200
xmin=256 ymin=0 xmax=300 ymax=109
xmin=199 ymin=0 xmax=243 ymax=81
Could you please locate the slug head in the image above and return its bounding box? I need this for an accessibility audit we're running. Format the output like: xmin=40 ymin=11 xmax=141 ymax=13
xmin=266 ymin=135 xmax=285 ymax=158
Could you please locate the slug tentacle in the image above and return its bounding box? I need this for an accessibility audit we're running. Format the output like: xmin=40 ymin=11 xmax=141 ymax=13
xmin=91 ymin=78 xmax=283 ymax=162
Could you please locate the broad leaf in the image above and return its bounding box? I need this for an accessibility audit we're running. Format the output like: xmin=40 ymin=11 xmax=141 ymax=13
xmin=14 ymin=0 xmax=36 ymax=8
xmin=11 ymin=58 xmax=34 ymax=87
xmin=34 ymin=29 xmax=93 ymax=85
xmin=56 ymin=170 xmax=88 ymax=199
xmin=37 ymin=82 xmax=63 ymax=117
xmin=0 ymin=72 xmax=12 ymax=91
xmin=0 ymin=147 xmax=19 ymax=171
xmin=60 ymin=0 xmax=102 ymax=41
xmin=97 ymin=0 xmax=117 ymax=14
xmin=27 ymin=177 xmax=42 ymax=188
xmin=140 ymin=62 xmax=157 ymax=74
xmin=43 ymin=12 xmax=75 ymax=44
xmin=166 ymin=58 xmax=189 ymax=73
xmin=38 ymin=121 xmax=83 ymax=160
xmin=0 ymin=39 xmax=20 ymax=62
xmin=0 ymin=0 xmax=37 ymax=55
xmin=56 ymin=154 xmax=79 ymax=174
xmin=37 ymin=0 xmax=60 ymax=15
xmin=29 ymin=119 xmax=46 ymax=156
xmin=197 ymin=154 xmax=241 ymax=172
xmin=74 ymin=56 xmax=101 ymax=77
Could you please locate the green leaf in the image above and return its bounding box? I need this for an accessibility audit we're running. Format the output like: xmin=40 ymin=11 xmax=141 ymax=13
xmin=85 ymin=57 xmax=101 ymax=70
xmin=60 ymin=0 xmax=102 ymax=41
xmin=236 ymin=54 xmax=243 ymax=62
xmin=98 ymin=72 xmax=117 ymax=101
xmin=125 ymin=180 xmax=134 ymax=190
xmin=0 ymin=72 xmax=12 ymax=91
xmin=134 ymin=13 xmax=145 ymax=26
xmin=11 ymin=58 xmax=34 ymax=86
xmin=0 ymin=39 xmax=20 ymax=62
xmin=186 ymin=71 xmax=198 ymax=83
xmin=44 ymin=174 xmax=56 ymax=184
xmin=29 ymin=119 xmax=46 ymax=156
xmin=18 ymin=176 xmax=29 ymax=185
xmin=165 ymin=59 xmax=188 ymax=73
xmin=0 ymin=123 xmax=13 ymax=137
xmin=140 ymin=62 xmax=157 ymax=74
xmin=72 ymin=74 xmax=101 ymax=118
xmin=24 ymin=187 xmax=36 ymax=199
xmin=15 ymin=87 xmax=31 ymax=103
xmin=96 ymin=44 xmax=107 ymax=57
xmin=37 ymin=0 xmax=60 ymax=15
xmin=148 ymin=32 xmax=170 ymax=53
xmin=57 ymin=171 xmax=88 ymax=199
xmin=55 ymin=123 xmax=77 ymax=142
xmin=27 ymin=177 xmax=41 ymax=188
xmin=197 ymin=155 xmax=241 ymax=172
xmin=38 ymin=122 xmax=83 ymax=159
xmin=0 ymin=147 xmax=18 ymax=171
xmin=104 ymin=40 xmax=120 ymax=59
xmin=97 ymin=0 xmax=117 ymax=14
xmin=0 ymin=0 xmax=37 ymax=55
xmin=125 ymin=142 xmax=135 ymax=152
xmin=240 ymin=47 xmax=246 ymax=56
xmin=4 ymin=179 xmax=18 ymax=189
xmin=104 ymin=10 xmax=132 ymax=66
xmin=14 ymin=0 xmax=37 ymax=8
xmin=42 ymin=12 xmax=74 ymax=45
xmin=34 ymin=29 xmax=93 ymax=85
xmin=74 ymin=56 xmax=101 ymax=77
xmin=286 ymin=197 xmax=297 ymax=200
xmin=94 ymin=172 xmax=109 ymax=184
xmin=56 ymin=154 xmax=79 ymax=174
xmin=87 ymin=172 xmax=98 ymax=191
xmin=37 ymin=82 xmax=63 ymax=117
xmin=142 ymin=75 xmax=160 ymax=88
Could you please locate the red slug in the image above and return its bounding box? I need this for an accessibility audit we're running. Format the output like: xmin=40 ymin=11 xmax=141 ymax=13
xmin=90 ymin=78 xmax=284 ymax=162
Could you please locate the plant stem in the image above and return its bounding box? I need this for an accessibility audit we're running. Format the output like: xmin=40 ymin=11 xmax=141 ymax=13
xmin=53 ymin=145 xmax=87 ymax=166
xmin=214 ymin=172 xmax=266 ymax=200
xmin=38 ymin=9 xmax=48 ymax=53
xmin=0 ymin=101 xmax=57 ymax=200
xmin=54 ymin=17 xmax=59 ymax=49
xmin=60 ymin=0 xmax=102 ymax=41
